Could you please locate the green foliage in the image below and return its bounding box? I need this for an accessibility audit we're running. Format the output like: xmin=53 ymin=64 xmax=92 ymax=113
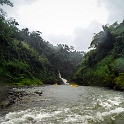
xmin=33 ymin=78 xmax=43 ymax=85
xmin=0 ymin=20 xmax=13 ymax=44
xmin=13 ymin=78 xmax=43 ymax=86
xmin=114 ymin=58 xmax=124 ymax=73
xmin=73 ymin=20 xmax=124 ymax=90
xmin=0 ymin=15 xmax=83 ymax=86
xmin=4 ymin=61 xmax=32 ymax=79
xmin=113 ymin=73 xmax=124 ymax=90
xmin=0 ymin=0 xmax=13 ymax=20
xmin=46 ymin=76 xmax=58 ymax=84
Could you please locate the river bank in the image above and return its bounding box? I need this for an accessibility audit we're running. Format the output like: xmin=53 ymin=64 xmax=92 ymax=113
xmin=0 ymin=86 xmax=8 ymax=102
xmin=0 ymin=85 xmax=45 ymax=115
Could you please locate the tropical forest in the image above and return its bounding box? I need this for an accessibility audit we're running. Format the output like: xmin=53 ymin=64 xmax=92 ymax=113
xmin=0 ymin=0 xmax=124 ymax=91
xmin=0 ymin=0 xmax=83 ymax=86
xmin=73 ymin=21 xmax=124 ymax=90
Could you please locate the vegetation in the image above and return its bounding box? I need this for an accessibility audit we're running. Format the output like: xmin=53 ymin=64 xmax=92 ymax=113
xmin=0 ymin=1 xmax=83 ymax=86
xmin=2 ymin=0 xmax=124 ymax=90
xmin=73 ymin=21 xmax=124 ymax=90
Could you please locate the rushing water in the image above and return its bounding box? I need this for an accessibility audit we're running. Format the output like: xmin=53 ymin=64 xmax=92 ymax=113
xmin=0 ymin=85 xmax=124 ymax=124
xmin=59 ymin=72 xmax=69 ymax=85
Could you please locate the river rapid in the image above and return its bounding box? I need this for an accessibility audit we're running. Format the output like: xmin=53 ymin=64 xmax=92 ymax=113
xmin=0 ymin=85 xmax=124 ymax=124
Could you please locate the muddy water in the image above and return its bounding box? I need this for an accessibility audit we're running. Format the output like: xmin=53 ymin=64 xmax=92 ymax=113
xmin=0 ymin=85 xmax=124 ymax=124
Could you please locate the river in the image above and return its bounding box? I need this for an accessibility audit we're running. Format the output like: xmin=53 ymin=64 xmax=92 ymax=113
xmin=0 ymin=85 xmax=124 ymax=124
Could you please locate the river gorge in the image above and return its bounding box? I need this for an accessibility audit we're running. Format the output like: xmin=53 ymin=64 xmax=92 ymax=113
xmin=0 ymin=85 xmax=124 ymax=124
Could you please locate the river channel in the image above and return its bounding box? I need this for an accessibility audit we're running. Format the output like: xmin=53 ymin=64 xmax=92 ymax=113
xmin=0 ymin=85 xmax=124 ymax=124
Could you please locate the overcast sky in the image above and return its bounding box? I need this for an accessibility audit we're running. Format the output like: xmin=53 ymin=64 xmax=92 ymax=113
xmin=2 ymin=0 xmax=124 ymax=52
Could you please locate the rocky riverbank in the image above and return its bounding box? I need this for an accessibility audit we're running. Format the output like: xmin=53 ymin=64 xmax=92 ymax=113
xmin=0 ymin=86 xmax=44 ymax=115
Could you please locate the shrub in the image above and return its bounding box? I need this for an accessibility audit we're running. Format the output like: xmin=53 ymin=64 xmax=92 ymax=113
xmin=113 ymin=73 xmax=124 ymax=90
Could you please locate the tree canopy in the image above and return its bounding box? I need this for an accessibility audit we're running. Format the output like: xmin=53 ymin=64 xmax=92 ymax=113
xmin=0 ymin=15 xmax=83 ymax=85
xmin=0 ymin=0 xmax=13 ymax=6
xmin=73 ymin=20 xmax=124 ymax=90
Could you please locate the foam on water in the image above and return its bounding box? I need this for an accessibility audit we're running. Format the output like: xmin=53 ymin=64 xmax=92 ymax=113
xmin=0 ymin=86 xmax=124 ymax=124
xmin=1 ymin=102 xmax=124 ymax=124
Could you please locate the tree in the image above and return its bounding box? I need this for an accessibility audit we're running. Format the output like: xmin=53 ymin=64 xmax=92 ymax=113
xmin=90 ymin=24 xmax=115 ymax=54
xmin=73 ymin=20 xmax=124 ymax=90
xmin=0 ymin=0 xmax=13 ymax=20
xmin=0 ymin=0 xmax=13 ymax=6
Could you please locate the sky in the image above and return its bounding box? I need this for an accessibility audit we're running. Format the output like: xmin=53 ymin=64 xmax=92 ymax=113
xmin=1 ymin=0 xmax=124 ymax=52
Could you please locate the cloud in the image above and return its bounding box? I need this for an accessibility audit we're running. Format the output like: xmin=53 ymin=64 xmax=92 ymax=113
xmin=11 ymin=0 xmax=39 ymax=6
xmin=42 ymin=34 xmax=73 ymax=46
xmin=3 ymin=0 xmax=123 ymax=52
xmin=42 ymin=20 xmax=102 ymax=52
xmin=97 ymin=0 xmax=124 ymax=23
xmin=1 ymin=0 xmax=39 ymax=20
xmin=72 ymin=20 xmax=102 ymax=51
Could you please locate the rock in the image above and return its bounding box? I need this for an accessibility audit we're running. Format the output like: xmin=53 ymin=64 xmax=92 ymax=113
xmin=0 ymin=87 xmax=44 ymax=109
xmin=1 ymin=100 xmax=10 ymax=108
xmin=8 ymin=91 xmax=14 ymax=95
xmin=27 ymin=91 xmax=32 ymax=95
xmin=20 ymin=99 xmax=29 ymax=103
xmin=0 ymin=86 xmax=10 ymax=102
xmin=34 ymin=91 xmax=42 ymax=96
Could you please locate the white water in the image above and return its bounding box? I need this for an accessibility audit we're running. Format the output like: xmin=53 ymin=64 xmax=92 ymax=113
xmin=59 ymin=72 xmax=69 ymax=85
xmin=0 ymin=85 xmax=124 ymax=124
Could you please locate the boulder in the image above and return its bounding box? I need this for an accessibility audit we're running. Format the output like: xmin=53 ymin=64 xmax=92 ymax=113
xmin=1 ymin=100 xmax=10 ymax=108
xmin=34 ymin=91 xmax=42 ymax=96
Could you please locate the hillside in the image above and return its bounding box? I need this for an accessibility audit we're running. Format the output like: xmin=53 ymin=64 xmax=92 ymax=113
xmin=73 ymin=21 xmax=124 ymax=90
xmin=0 ymin=17 xmax=83 ymax=86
